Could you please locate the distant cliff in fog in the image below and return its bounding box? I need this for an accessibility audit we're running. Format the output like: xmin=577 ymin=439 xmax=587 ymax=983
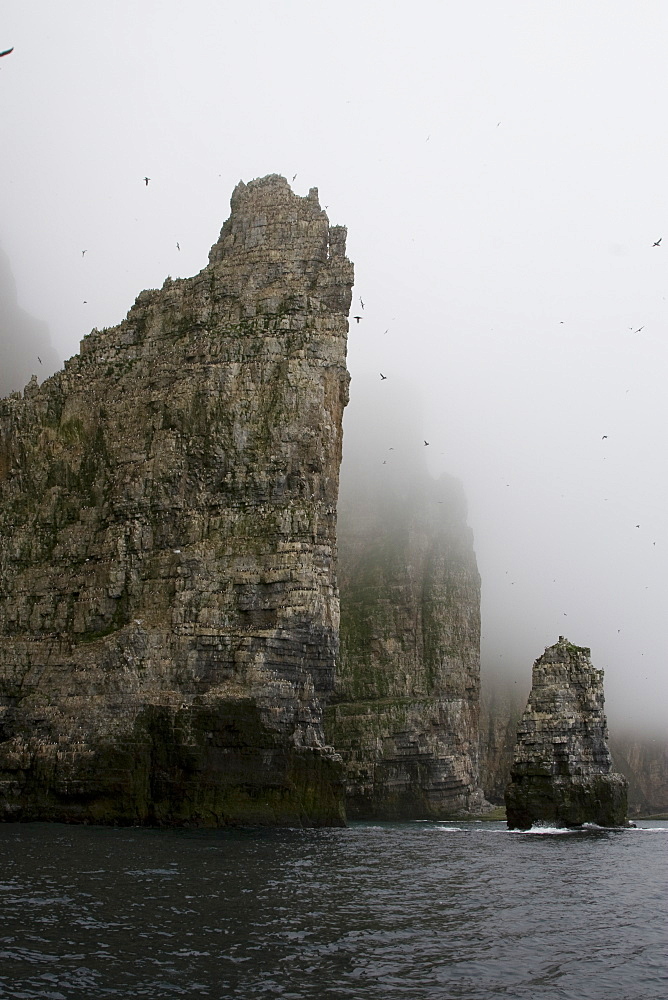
xmin=0 ymin=246 xmax=60 ymax=397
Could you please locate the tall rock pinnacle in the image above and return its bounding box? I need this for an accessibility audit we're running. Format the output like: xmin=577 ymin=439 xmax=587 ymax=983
xmin=505 ymin=637 xmax=629 ymax=829
xmin=0 ymin=175 xmax=353 ymax=826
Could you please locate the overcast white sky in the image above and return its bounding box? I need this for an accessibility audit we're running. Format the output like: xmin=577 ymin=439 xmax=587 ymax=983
xmin=1 ymin=1 xmax=666 ymax=733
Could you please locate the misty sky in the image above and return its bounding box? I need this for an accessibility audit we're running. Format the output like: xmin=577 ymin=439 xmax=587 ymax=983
xmin=1 ymin=1 xmax=666 ymax=733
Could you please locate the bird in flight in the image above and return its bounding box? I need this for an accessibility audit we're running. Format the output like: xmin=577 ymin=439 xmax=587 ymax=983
xmin=424 ymin=440 xmax=429 ymax=446
xmin=37 ymin=356 xmax=42 ymax=364
xmin=0 ymin=47 xmax=13 ymax=58
xmin=360 ymin=297 xmax=365 ymax=310
xmin=176 ymin=242 xmax=180 ymax=251
xmin=144 ymin=176 xmax=150 ymax=186
xmin=353 ymin=316 xmax=362 ymax=323
xmin=602 ymin=435 xmax=608 ymax=439
xmin=652 ymin=238 xmax=662 ymax=246
xmin=292 ymin=173 xmax=297 ymax=181
xmin=380 ymin=373 xmax=387 ymax=380
xmin=81 ymin=250 xmax=87 ymax=257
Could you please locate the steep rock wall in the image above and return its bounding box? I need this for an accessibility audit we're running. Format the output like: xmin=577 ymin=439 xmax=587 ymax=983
xmin=611 ymin=734 xmax=668 ymax=817
xmin=327 ymin=449 xmax=486 ymax=818
xmin=0 ymin=175 xmax=353 ymax=827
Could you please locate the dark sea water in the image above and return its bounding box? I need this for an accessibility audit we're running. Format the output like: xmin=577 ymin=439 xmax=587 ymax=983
xmin=0 ymin=820 xmax=665 ymax=1000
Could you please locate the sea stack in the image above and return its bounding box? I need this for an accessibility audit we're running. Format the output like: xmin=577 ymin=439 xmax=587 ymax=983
xmin=0 ymin=175 xmax=353 ymax=827
xmin=505 ymin=637 xmax=628 ymax=829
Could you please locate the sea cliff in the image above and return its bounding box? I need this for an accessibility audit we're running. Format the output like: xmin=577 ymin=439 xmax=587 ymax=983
xmin=0 ymin=176 xmax=353 ymax=826
xmin=328 ymin=402 xmax=487 ymax=818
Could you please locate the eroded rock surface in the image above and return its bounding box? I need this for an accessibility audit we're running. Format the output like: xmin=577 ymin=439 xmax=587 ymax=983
xmin=505 ymin=637 xmax=628 ymax=829
xmin=0 ymin=175 xmax=353 ymax=826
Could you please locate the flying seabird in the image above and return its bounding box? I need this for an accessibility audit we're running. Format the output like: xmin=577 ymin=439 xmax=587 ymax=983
xmin=353 ymin=316 xmax=362 ymax=323
xmin=360 ymin=297 xmax=365 ymax=309
xmin=81 ymin=250 xmax=87 ymax=257
xmin=37 ymin=356 xmax=42 ymax=364
xmin=380 ymin=373 xmax=387 ymax=380
xmin=176 ymin=242 xmax=180 ymax=251
xmin=143 ymin=176 xmax=150 ymax=186
xmin=292 ymin=173 xmax=297 ymax=181
xmin=424 ymin=440 xmax=429 ymax=446
xmin=0 ymin=47 xmax=13 ymax=58
xmin=652 ymin=238 xmax=662 ymax=246
xmin=602 ymin=435 xmax=608 ymax=439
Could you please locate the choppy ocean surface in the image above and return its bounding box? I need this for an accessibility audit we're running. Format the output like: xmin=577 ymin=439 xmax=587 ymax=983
xmin=0 ymin=819 xmax=665 ymax=1000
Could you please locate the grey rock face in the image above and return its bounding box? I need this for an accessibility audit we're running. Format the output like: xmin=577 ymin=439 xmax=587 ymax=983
xmin=505 ymin=637 xmax=628 ymax=829
xmin=327 ymin=461 xmax=488 ymax=819
xmin=0 ymin=175 xmax=353 ymax=827
xmin=611 ymin=734 xmax=668 ymax=817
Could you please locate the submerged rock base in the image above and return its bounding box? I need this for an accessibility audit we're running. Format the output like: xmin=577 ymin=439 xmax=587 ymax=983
xmin=505 ymin=638 xmax=628 ymax=830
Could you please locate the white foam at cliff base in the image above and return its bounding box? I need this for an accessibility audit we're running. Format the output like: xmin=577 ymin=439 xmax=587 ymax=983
xmin=523 ymin=824 xmax=577 ymax=835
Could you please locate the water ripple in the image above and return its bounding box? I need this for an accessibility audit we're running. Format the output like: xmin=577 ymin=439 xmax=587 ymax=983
xmin=0 ymin=821 xmax=665 ymax=999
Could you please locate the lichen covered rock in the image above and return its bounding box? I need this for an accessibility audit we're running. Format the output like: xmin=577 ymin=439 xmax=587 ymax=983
xmin=505 ymin=637 xmax=628 ymax=829
xmin=0 ymin=175 xmax=353 ymax=827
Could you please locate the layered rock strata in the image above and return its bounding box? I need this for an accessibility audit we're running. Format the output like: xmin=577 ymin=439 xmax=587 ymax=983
xmin=0 ymin=175 xmax=353 ymax=827
xmin=327 ymin=437 xmax=487 ymax=818
xmin=505 ymin=637 xmax=628 ymax=829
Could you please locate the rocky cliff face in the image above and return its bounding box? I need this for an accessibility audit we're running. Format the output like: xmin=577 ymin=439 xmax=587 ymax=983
xmin=603 ymin=733 xmax=667 ymax=818
xmin=327 ymin=430 xmax=487 ymax=818
xmin=0 ymin=175 xmax=353 ymax=827
xmin=505 ymin=637 xmax=628 ymax=829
